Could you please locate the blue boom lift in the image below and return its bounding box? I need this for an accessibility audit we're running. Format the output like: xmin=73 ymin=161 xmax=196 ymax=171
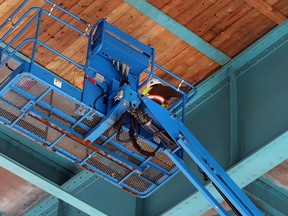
xmin=0 ymin=2 xmax=262 ymax=215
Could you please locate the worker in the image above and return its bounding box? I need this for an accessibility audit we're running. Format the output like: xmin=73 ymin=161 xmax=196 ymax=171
xmin=142 ymin=78 xmax=189 ymax=109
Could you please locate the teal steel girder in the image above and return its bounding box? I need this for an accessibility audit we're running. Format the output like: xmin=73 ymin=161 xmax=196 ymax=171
xmin=0 ymin=9 xmax=287 ymax=216
xmin=245 ymin=191 xmax=286 ymax=216
xmin=258 ymin=176 xmax=288 ymax=199
xmin=183 ymin=20 xmax=288 ymax=116
xmin=0 ymin=154 xmax=106 ymax=216
xmin=163 ymin=130 xmax=288 ymax=215
xmin=229 ymin=68 xmax=238 ymax=166
xmin=24 ymin=171 xmax=99 ymax=216
xmin=244 ymin=177 xmax=288 ymax=215
xmin=124 ymin=0 xmax=230 ymax=65
xmin=161 ymin=19 xmax=288 ymax=216
xmin=0 ymin=124 xmax=76 ymax=184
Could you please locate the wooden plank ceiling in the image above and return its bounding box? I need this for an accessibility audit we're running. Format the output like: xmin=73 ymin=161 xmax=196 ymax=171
xmin=0 ymin=0 xmax=287 ymax=89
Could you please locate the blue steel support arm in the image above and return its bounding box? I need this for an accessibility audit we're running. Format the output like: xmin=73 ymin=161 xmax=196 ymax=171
xmin=84 ymin=85 xmax=140 ymax=142
xmin=175 ymin=124 xmax=262 ymax=215
xmin=140 ymin=97 xmax=262 ymax=216
xmin=84 ymin=99 xmax=129 ymax=142
xmin=164 ymin=131 xmax=288 ymax=215
xmin=164 ymin=150 xmax=228 ymax=215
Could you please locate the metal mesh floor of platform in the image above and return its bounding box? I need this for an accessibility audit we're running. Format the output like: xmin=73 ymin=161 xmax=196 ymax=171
xmin=0 ymin=72 xmax=178 ymax=197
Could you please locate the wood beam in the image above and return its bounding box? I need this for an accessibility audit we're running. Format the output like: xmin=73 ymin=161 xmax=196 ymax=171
xmin=244 ymin=0 xmax=287 ymax=24
xmin=124 ymin=0 xmax=231 ymax=65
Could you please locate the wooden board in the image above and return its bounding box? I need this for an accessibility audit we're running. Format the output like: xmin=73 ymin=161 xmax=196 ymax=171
xmin=0 ymin=1 xmax=287 ymax=214
xmin=0 ymin=0 xmax=287 ymax=88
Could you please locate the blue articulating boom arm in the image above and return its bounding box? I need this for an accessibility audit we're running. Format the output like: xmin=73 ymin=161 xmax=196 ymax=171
xmin=82 ymin=19 xmax=262 ymax=216
xmin=0 ymin=3 xmax=262 ymax=215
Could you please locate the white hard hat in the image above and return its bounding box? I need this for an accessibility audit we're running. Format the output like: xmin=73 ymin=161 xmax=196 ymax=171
xmin=147 ymin=78 xmax=162 ymax=88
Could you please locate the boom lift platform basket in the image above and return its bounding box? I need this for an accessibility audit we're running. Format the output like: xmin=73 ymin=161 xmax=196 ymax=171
xmin=0 ymin=2 xmax=262 ymax=215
